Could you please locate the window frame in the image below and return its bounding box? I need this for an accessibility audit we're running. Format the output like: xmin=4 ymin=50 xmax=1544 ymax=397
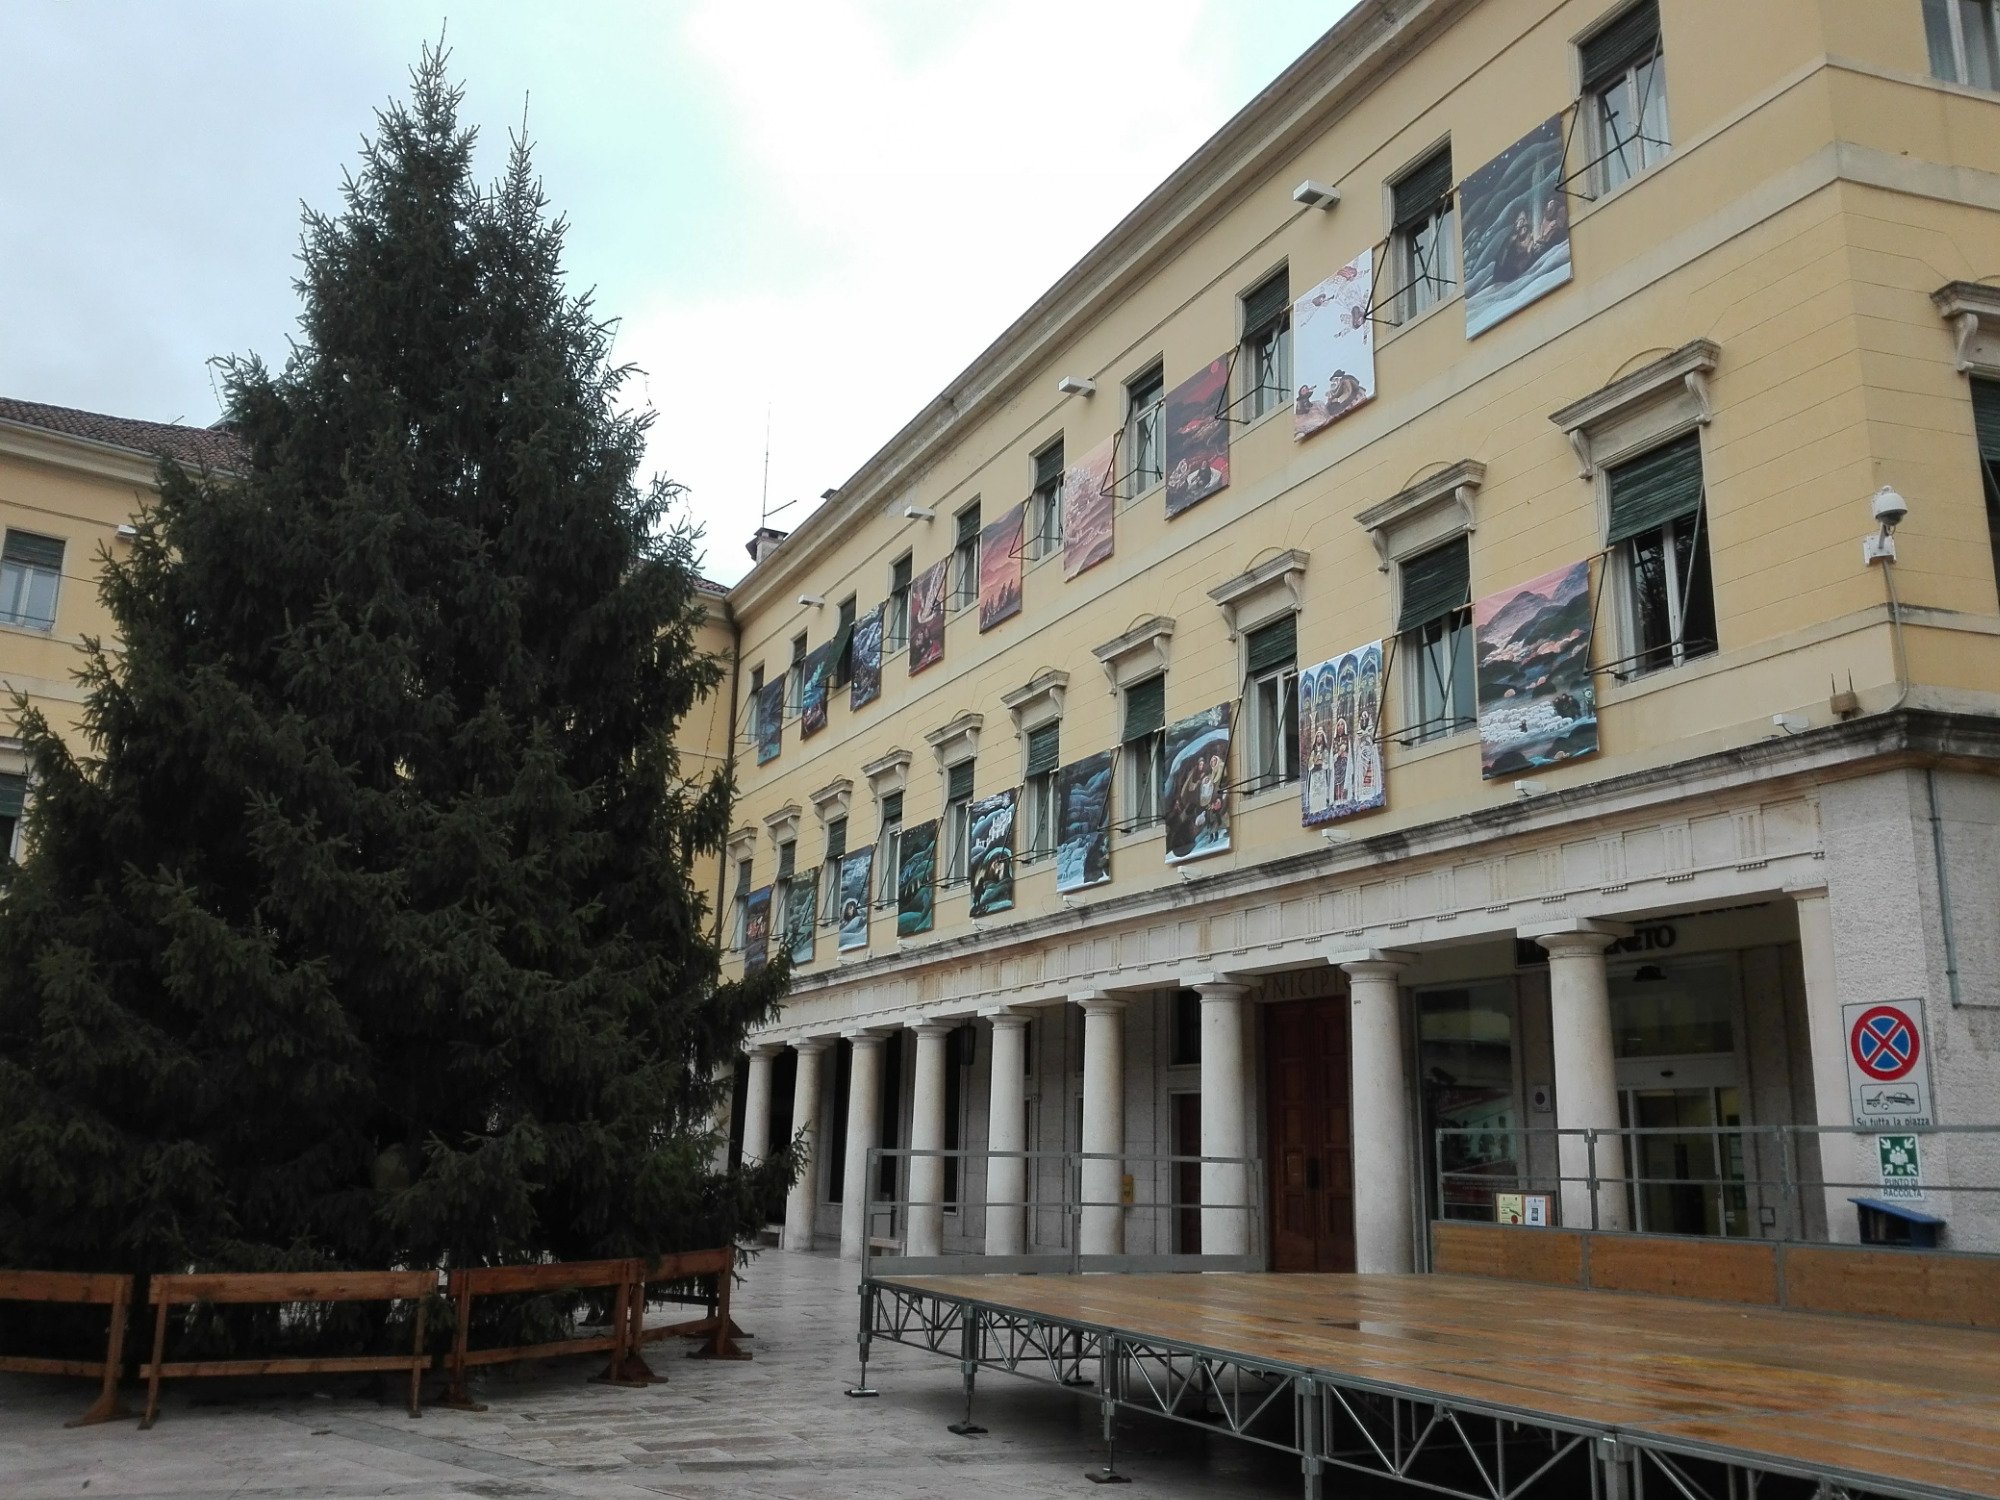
xmin=1925 ymin=0 xmax=2000 ymax=90
xmin=944 ymin=762 xmax=975 ymax=885
xmin=0 ymin=530 xmax=64 ymax=634
xmin=1238 ymin=268 xmax=1292 ymax=423
xmin=1247 ymin=662 xmax=1300 ymax=793
xmin=1031 ymin=438 xmax=1065 ymax=559
xmin=786 ymin=633 xmax=808 ymax=717
xmin=1402 ymin=605 xmax=1477 ymax=746
xmin=1389 ymin=146 xmax=1457 ymax=323
xmin=1604 ymin=435 xmax=1718 ymax=681
xmin=875 ymin=791 xmax=904 ymax=907
xmin=821 ymin=816 xmax=848 ymax=925
xmin=1583 ymin=3 xmax=1670 ymax=195
xmin=951 ymin=502 xmax=982 ymax=608
xmin=1021 ymin=720 xmax=1061 ymax=861
xmin=1120 ymin=674 xmax=1167 ymax=830
xmin=730 ymin=856 xmax=754 ymax=949
xmin=831 ymin=595 xmax=857 ymax=688
xmin=887 ymin=553 xmax=913 ymax=651
xmin=1124 ymin=364 xmax=1166 ymax=498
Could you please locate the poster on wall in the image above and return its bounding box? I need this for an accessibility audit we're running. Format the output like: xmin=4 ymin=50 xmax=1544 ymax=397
xmin=897 ymin=820 xmax=938 ymax=938
xmin=837 ymin=849 xmax=873 ymax=951
xmin=1062 ymin=434 xmax=1117 ymax=580
xmin=967 ymin=789 xmax=1017 ymax=918
xmin=1473 ymin=559 xmax=1598 ymax=779
xmin=743 ymin=886 xmax=772 ymax=972
xmin=979 ymin=503 xmax=1026 ymax=631
xmin=1292 ymin=249 xmax=1377 ymax=441
xmin=1055 ymin=750 xmax=1114 ymax=894
xmin=908 ymin=558 xmax=948 ymax=675
xmin=849 ymin=604 xmax=883 ymax=709
xmin=1163 ymin=357 xmax=1231 ymax=518
xmin=755 ymin=680 xmax=784 ymax=765
xmin=799 ymin=643 xmax=834 ymax=739
xmin=1461 ymin=114 xmax=1573 ymax=339
xmin=1299 ymin=640 xmax=1387 ymax=825
xmin=1163 ymin=703 xmax=1233 ymax=865
xmin=785 ymin=879 xmax=816 ymax=967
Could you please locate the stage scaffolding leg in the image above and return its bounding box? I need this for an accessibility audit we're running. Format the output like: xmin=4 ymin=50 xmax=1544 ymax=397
xmin=1298 ymin=1377 xmax=1324 ymax=1500
xmin=1085 ymin=1336 xmax=1131 ymax=1485
xmin=846 ymin=1283 xmax=880 ymax=1398
xmin=947 ymin=1308 xmax=987 ymax=1436
xmin=1597 ymin=1436 xmax=1633 ymax=1500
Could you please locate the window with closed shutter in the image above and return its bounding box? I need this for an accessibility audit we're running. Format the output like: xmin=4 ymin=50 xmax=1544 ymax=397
xmin=1025 ymin=722 xmax=1060 ymax=778
xmin=1242 ymin=268 xmax=1289 ymax=336
xmin=947 ymin=760 xmax=974 ymax=802
xmin=1973 ymin=379 xmax=2000 ymax=601
xmin=826 ymin=818 xmax=846 ymax=861
xmin=1034 ymin=443 xmax=1064 ymax=490
xmin=1123 ymin=675 xmax=1165 ymax=742
xmin=1606 ymin=433 xmax=1703 ymax=546
xmin=1392 ymin=149 xmax=1453 ymax=230
xmin=1397 ymin=537 xmax=1471 ymax=634
xmin=1581 ymin=0 xmax=1660 ymax=89
xmin=880 ymin=791 xmax=903 ymax=827
xmin=1245 ymin=614 xmax=1297 ymax=676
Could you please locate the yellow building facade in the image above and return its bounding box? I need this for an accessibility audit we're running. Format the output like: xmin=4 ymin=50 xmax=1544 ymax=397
xmin=718 ymin=0 xmax=2000 ymax=1266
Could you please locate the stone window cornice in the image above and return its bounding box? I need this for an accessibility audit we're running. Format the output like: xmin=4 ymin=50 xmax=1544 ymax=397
xmin=1092 ymin=615 xmax=1175 ymax=691
xmin=1934 ymin=281 xmax=2000 ymax=376
xmin=725 ymin=825 xmax=758 ymax=863
xmin=1001 ymin=669 xmax=1069 ymax=733
xmin=1208 ymin=550 xmax=1308 ymax=638
xmin=1549 ymin=339 xmax=1718 ymax=477
xmin=808 ymin=777 xmax=853 ymax=825
xmin=761 ymin=802 xmax=802 ymax=845
xmin=924 ymin=711 xmax=984 ymax=768
xmin=1353 ymin=463 xmax=1484 ymax=571
xmin=861 ymin=749 xmax=913 ymax=799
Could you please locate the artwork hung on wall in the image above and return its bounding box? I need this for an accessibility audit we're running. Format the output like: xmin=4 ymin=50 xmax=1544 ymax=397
xmin=1299 ymin=640 xmax=1387 ymax=825
xmin=849 ymin=604 xmax=883 ymax=709
xmin=1162 ymin=703 xmax=1233 ymax=865
xmin=1055 ymin=750 xmax=1114 ymax=894
xmin=784 ymin=879 xmax=816 ymax=967
xmin=1163 ymin=357 xmax=1231 ymax=518
xmin=967 ymin=789 xmax=1017 ymax=918
xmin=1461 ymin=114 xmax=1573 ymax=339
xmin=1293 ymin=249 xmax=1377 ymax=441
xmin=755 ymin=680 xmax=783 ymax=765
xmin=908 ymin=558 xmax=948 ymax=675
xmin=799 ymin=643 xmax=834 ymax=739
xmin=1062 ymin=434 xmax=1117 ymax=580
xmin=837 ymin=848 xmax=873 ymax=951
xmin=897 ymin=820 xmax=938 ymax=938
xmin=1473 ymin=559 xmax=1598 ymax=779
xmin=743 ymin=886 xmax=772 ymax=973
xmin=979 ymin=503 xmax=1026 ymax=631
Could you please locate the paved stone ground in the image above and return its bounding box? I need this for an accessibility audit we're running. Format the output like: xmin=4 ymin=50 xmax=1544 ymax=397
xmin=0 ymin=1248 xmax=1317 ymax=1499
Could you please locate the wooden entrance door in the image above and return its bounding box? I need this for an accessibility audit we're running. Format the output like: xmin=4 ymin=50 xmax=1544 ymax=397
xmin=1267 ymin=997 xmax=1355 ymax=1272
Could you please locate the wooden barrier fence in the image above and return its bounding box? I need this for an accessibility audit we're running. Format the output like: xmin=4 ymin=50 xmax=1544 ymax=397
xmin=0 ymin=1271 xmax=135 ymax=1427
xmin=629 ymin=1247 xmax=748 ymax=1361
xmin=443 ymin=1256 xmax=641 ymax=1408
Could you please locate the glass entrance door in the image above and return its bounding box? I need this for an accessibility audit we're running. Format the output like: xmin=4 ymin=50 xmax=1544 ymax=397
xmin=1621 ymin=1085 xmax=1749 ymax=1236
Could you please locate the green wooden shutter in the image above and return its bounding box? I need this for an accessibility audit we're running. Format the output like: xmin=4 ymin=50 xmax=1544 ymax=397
xmin=0 ymin=773 xmax=24 ymax=819
xmin=777 ymin=840 xmax=795 ymax=879
xmin=881 ymin=791 xmax=903 ymax=826
xmin=1606 ymin=433 xmax=1704 ymax=546
xmin=1035 ymin=442 xmax=1064 ymax=489
xmin=956 ymin=507 xmax=981 ymax=547
xmin=3 ymin=532 xmax=64 ymax=571
xmin=1242 ymin=268 xmax=1290 ymax=334
xmin=1393 ymin=149 xmax=1453 ymax=228
xmin=1581 ymin=1 xmax=1661 ymax=89
xmin=1244 ymin=613 xmax=1297 ymax=675
xmin=1973 ymin=378 xmax=2000 ymax=461
xmin=826 ymin=818 xmax=846 ymax=861
xmin=1025 ymin=722 xmax=1061 ymax=778
xmin=947 ymin=761 xmax=974 ymax=802
xmin=1123 ymin=675 xmax=1166 ymax=742
xmin=1397 ymin=537 xmax=1471 ymax=633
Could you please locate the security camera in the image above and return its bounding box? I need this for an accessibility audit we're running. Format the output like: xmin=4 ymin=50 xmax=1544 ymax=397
xmin=1871 ymin=486 xmax=1908 ymax=531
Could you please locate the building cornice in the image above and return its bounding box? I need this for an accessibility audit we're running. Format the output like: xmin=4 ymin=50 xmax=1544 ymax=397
xmin=0 ymin=420 xmax=165 ymax=489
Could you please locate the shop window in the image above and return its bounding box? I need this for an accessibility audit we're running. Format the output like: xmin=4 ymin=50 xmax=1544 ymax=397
xmin=951 ymin=502 xmax=981 ymax=608
xmin=1023 ymin=721 xmax=1060 ymax=859
xmin=944 ymin=759 xmax=974 ymax=884
xmin=1582 ymin=1 xmax=1670 ymax=193
xmin=887 ymin=553 xmax=913 ymax=651
xmin=1238 ymin=266 xmax=1291 ymax=422
xmin=1607 ymin=433 xmax=1716 ymax=677
xmin=1397 ymin=536 xmax=1474 ymax=743
xmin=1244 ymin=614 xmax=1299 ymax=790
xmin=1121 ymin=674 xmax=1166 ymax=829
xmin=0 ymin=531 xmax=63 ymax=633
xmin=875 ymin=790 xmax=902 ymax=905
xmin=1390 ymin=145 xmax=1455 ymax=321
xmin=1124 ymin=364 xmax=1165 ymax=496
xmin=1925 ymin=0 xmax=2000 ymax=90
xmin=1417 ymin=983 xmax=1521 ymax=1223
xmin=1031 ymin=439 xmax=1064 ymax=558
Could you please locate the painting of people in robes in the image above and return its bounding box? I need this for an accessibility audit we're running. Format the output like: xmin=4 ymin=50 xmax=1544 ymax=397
xmin=978 ymin=503 xmax=1026 ymax=631
xmin=849 ymin=604 xmax=883 ymax=709
xmin=1055 ymin=750 xmax=1114 ymax=893
xmin=1163 ymin=357 xmax=1231 ymax=518
xmin=1062 ymin=434 xmax=1117 ymax=580
xmin=755 ymin=680 xmax=783 ymax=765
xmin=1473 ymin=559 xmax=1598 ymax=779
xmin=1293 ymin=250 xmax=1377 ymax=441
xmin=967 ymin=789 xmax=1017 ymax=918
xmin=837 ymin=848 xmax=873 ymax=951
xmin=908 ymin=558 xmax=948 ymax=675
xmin=1162 ymin=704 xmax=1233 ymax=865
xmin=1461 ymin=115 xmax=1573 ymax=339
xmin=1299 ymin=641 xmax=1387 ymax=825
xmin=799 ymin=642 xmax=834 ymax=739
xmin=743 ymin=886 xmax=772 ymax=973
xmin=897 ymin=820 xmax=938 ymax=938
xmin=785 ymin=879 xmax=816 ymax=967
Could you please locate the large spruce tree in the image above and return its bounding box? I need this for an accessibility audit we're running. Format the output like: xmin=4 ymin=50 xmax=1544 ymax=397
xmin=0 ymin=50 xmax=788 ymax=1278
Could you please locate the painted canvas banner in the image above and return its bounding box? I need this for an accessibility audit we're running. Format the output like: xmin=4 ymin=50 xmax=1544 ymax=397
xmin=1473 ymin=559 xmax=1598 ymax=779
xmin=979 ymin=503 xmax=1026 ymax=631
xmin=799 ymin=642 xmax=834 ymax=739
xmin=1055 ymin=750 xmax=1114 ymax=894
xmin=785 ymin=879 xmax=816 ymax=967
xmin=967 ymin=789 xmax=1017 ymax=918
xmin=1062 ymin=433 xmax=1116 ymax=581
xmin=1299 ymin=640 xmax=1387 ymax=825
xmin=1163 ymin=357 xmax=1231 ymax=518
xmin=908 ymin=557 xmax=948 ymax=675
xmin=755 ymin=680 xmax=783 ymax=765
xmin=1293 ymin=250 xmax=1376 ymax=441
xmin=849 ymin=604 xmax=883 ymax=709
xmin=1461 ymin=114 xmax=1573 ymax=339
xmin=897 ymin=819 xmax=938 ymax=938
xmin=837 ymin=848 xmax=873 ymax=951
xmin=743 ymin=886 xmax=772 ymax=973
xmin=1163 ymin=703 xmax=1232 ymax=865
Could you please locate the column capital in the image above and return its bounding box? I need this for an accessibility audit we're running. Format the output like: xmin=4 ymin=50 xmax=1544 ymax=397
xmin=981 ymin=1005 xmax=1032 ymax=1029
xmin=1182 ymin=970 xmax=1254 ymax=993
xmin=1784 ymin=880 xmax=1830 ymax=904
xmin=910 ymin=1020 xmax=955 ymax=1040
xmin=1330 ymin=948 xmax=1417 ymax=977
xmin=842 ymin=1027 xmax=892 ymax=1048
xmin=791 ymin=1036 xmax=834 ymax=1056
xmin=748 ymin=1040 xmax=784 ymax=1059
xmin=1072 ymin=990 xmax=1126 ymax=1016
xmin=1525 ymin=919 xmax=1630 ymax=957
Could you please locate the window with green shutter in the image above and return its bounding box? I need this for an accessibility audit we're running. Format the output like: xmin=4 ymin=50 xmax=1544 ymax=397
xmin=826 ymin=818 xmax=846 ymax=862
xmin=880 ymin=791 xmax=903 ymax=827
xmin=1606 ymin=433 xmax=1703 ymax=546
xmin=1973 ymin=379 xmax=2000 ymax=601
xmin=1244 ymin=614 xmax=1297 ymax=676
xmin=1581 ymin=0 xmax=1660 ymax=90
xmin=1123 ymin=675 xmax=1165 ymax=743
xmin=1241 ymin=267 xmax=1289 ymax=337
xmin=947 ymin=760 xmax=974 ymax=803
xmin=1024 ymin=722 xmax=1061 ymax=778
xmin=1397 ymin=537 xmax=1470 ymax=634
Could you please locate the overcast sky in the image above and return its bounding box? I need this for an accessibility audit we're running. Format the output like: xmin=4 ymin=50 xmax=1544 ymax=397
xmin=1 ymin=1 xmax=1348 ymax=584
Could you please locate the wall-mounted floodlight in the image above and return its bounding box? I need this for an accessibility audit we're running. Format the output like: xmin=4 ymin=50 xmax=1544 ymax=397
xmin=114 ymin=523 xmax=139 ymax=540
xmin=1320 ymin=829 xmax=1350 ymax=845
xmin=798 ymin=594 xmax=826 ymax=608
xmin=1292 ymin=180 xmax=1340 ymax=211
xmin=903 ymin=505 xmax=936 ymax=522
xmin=1515 ymin=780 xmax=1549 ymax=798
xmin=1057 ymin=376 xmax=1096 ymax=398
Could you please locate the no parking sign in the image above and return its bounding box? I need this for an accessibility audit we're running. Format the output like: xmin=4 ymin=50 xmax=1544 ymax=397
xmin=1843 ymin=999 xmax=1932 ymax=1126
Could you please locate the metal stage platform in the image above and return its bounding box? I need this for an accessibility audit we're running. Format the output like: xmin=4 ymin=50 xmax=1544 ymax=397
xmin=853 ymin=1269 xmax=2000 ymax=1500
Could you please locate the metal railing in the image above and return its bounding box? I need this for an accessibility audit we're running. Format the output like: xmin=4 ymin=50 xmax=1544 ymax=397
xmin=1434 ymin=1122 xmax=2000 ymax=1245
xmin=859 ymin=1147 xmax=1265 ymax=1280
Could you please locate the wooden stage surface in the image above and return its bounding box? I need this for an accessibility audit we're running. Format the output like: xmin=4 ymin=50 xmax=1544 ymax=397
xmin=882 ymin=1271 xmax=2000 ymax=1498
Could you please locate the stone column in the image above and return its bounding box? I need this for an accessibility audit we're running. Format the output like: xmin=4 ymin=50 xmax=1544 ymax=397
xmin=781 ymin=1039 xmax=830 ymax=1252
xmin=1336 ymin=952 xmax=1417 ymax=1273
xmin=741 ymin=1044 xmax=778 ymax=1167
xmin=984 ymin=1010 xmax=1031 ymax=1257
xmin=905 ymin=1022 xmax=952 ymax=1258
xmin=1534 ymin=925 xmax=1630 ymax=1232
xmin=1078 ymin=994 xmax=1126 ymax=1258
xmin=840 ymin=1033 xmax=887 ymax=1261
xmin=1792 ymin=885 xmax=1859 ymax=1243
xmin=1190 ymin=979 xmax=1251 ymax=1258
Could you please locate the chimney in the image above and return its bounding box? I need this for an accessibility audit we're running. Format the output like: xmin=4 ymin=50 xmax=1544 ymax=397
xmin=746 ymin=526 xmax=789 ymax=563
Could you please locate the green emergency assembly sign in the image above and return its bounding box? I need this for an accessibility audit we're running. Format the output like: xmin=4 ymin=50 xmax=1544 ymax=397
xmin=1877 ymin=1134 xmax=1923 ymax=1200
